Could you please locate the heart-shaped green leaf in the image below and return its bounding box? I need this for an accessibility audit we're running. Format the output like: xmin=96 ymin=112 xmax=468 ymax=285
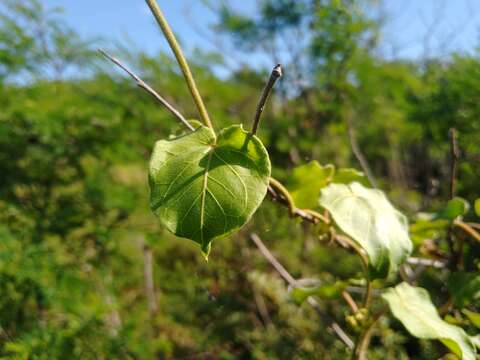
xmin=149 ymin=124 xmax=271 ymax=257
xmin=474 ymin=199 xmax=480 ymax=217
xmin=319 ymin=182 xmax=412 ymax=278
xmin=383 ymin=282 xmax=477 ymax=360
xmin=409 ymin=218 xmax=449 ymax=245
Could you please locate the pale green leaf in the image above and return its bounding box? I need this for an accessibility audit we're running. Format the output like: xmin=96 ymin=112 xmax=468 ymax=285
xmin=332 ymin=168 xmax=370 ymax=187
xmin=383 ymin=282 xmax=477 ymax=360
xmin=475 ymin=199 xmax=480 ymax=217
xmin=409 ymin=219 xmax=449 ymax=245
xmin=149 ymin=124 xmax=271 ymax=257
xmin=448 ymin=272 xmax=480 ymax=307
xmin=319 ymin=182 xmax=412 ymax=278
xmin=440 ymin=197 xmax=470 ymax=220
xmin=288 ymin=161 xmax=334 ymax=209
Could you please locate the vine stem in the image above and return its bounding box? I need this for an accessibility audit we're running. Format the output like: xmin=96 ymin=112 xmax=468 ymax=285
xmin=353 ymin=253 xmax=373 ymax=359
xmin=268 ymin=177 xmax=296 ymax=216
xmin=353 ymin=308 xmax=387 ymax=360
xmin=268 ymin=177 xmax=329 ymax=223
xmin=268 ymin=177 xmax=372 ymax=305
xmin=144 ymin=0 xmax=213 ymax=130
xmin=252 ymin=64 xmax=283 ymax=135
xmin=267 ymin=177 xmax=377 ymax=357
xmin=454 ymin=220 xmax=480 ymax=243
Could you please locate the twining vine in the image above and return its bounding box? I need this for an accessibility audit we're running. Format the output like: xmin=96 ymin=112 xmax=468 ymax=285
xmin=101 ymin=1 xmax=480 ymax=359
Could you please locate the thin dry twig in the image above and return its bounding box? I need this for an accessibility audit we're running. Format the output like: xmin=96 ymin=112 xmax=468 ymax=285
xmin=406 ymin=257 xmax=447 ymax=268
xmin=143 ymin=244 xmax=159 ymax=316
xmin=447 ymin=128 xmax=461 ymax=267
xmin=252 ymin=65 xmax=283 ymax=135
xmin=99 ymin=49 xmax=194 ymax=131
xmin=251 ymin=284 xmax=272 ymax=327
xmin=346 ymin=115 xmax=378 ymax=188
xmin=250 ymin=233 xmax=296 ymax=285
xmin=342 ymin=291 xmax=359 ymax=313
xmin=249 ymin=233 xmax=354 ymax=350
xmin=449 ymin=128 xmax=460 ymax=200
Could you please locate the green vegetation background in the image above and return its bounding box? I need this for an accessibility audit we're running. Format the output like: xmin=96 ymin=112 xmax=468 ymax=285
xmin=0 ymin=1 xmax=478 ymax=359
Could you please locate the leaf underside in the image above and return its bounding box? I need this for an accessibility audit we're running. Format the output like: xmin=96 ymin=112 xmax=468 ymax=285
xmin=383 ymin=282 xmax=476 ymax=360
xmin=149 ymin=124 xmax=271 ymax=256
xmin=319 ymin=182 xmax=412 ymax=278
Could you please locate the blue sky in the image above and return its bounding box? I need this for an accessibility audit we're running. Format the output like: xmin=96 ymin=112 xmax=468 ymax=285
xmin=43 ymin=0 xmax=479 ymax=62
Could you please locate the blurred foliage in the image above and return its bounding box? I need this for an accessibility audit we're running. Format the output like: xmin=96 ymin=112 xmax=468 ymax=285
xmin=0 ymin=0 xmax=478 ymax=358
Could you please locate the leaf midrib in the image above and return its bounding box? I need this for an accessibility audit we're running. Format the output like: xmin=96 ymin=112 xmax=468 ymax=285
xmin=200 ymin=150 xmax=214 ymax=245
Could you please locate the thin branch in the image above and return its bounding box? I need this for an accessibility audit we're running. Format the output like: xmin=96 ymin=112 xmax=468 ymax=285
xmin=406 ymin=257 xmax=447 ymax=268
xmin=252 ymin=64 xmax=283 ymax=135
xmin=143 ymin=244 xmax=159 ymax=316
xmin=335 ymin=234 xmax=369 ymax=269
xmin=342 ymin=291 xmax=359 ymax=313
xmin=467 ymin=222 xmax=480 ymax=230
xmin=346 ymin=114 xmax=378 ymax=188
xmin=99 ymin=49 xmax=194 ymax=131
xmin=100 ymin=273 xmax=122 ymax=337
xmin=353 ymin=308 xmax=388 ymax=360
xmin=449 ymin=128 xmax=460 ymax=199
xmin=268 ymin=177 xmax=296 ymax=216
xmin=362 ymin=280 xmax=373 ymax=309
xmin=331 ymin=232 xmax=372 ymax=311
xmin=330 ymin=322 xmax=355 ymax=351
xmin=268 ymin=178 xmax=329 ymax=224
xmin=447 ymin=128 xmax=461 ymax=267
xmin=250 ymin=233 xmax=296 ymax=285
xmin=144 ymin=0 xmax=213 ymax=130
xmin=268 ymin=177 xmax=372 ymax=309
xmin=454 ymin=220 xmax=480 ymax=243
xmin=251 ymin=284 xmax=272 ymax=327
xmin=268 ymin=175 xmax=384 ymax=312
xmin=268 ymin=178 xmax=370 ymax=309
xmin=249 ymin=233 xmax=354 ymax=350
